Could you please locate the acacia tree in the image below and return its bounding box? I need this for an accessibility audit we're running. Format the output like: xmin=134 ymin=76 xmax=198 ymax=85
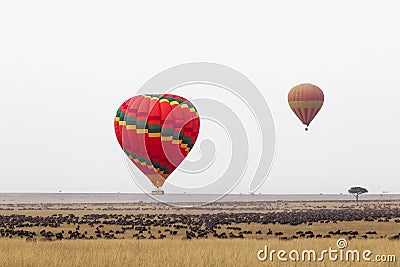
xmin=348 ymin=187 xmax=368 ymax=204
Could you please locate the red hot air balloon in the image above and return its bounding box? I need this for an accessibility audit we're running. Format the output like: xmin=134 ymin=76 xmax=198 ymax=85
xmin=114 ymin=94 xmax=200 ymax=194
xmin=288 ymin=83 xmax=324 ymax=131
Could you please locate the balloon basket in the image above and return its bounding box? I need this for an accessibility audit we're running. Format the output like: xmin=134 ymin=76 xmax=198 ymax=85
xmin=151 ymin=188 xmax=164 ymax=195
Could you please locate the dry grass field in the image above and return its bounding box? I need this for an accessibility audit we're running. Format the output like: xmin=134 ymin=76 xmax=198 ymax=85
xmin=0 ymin=201 xmax=399 ymax=267
xmin=0 ymin=239 xmax=398 ymax=267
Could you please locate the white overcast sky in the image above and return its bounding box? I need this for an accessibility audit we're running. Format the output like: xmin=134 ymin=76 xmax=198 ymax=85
xmin=0 ymin=1 xmax=399 ymax=194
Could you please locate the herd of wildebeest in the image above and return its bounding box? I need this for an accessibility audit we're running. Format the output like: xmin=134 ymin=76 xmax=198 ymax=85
xmin=0 ymin=202 xmax=400 ymax=242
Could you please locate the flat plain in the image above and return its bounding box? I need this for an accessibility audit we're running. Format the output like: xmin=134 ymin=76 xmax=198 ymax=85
xmin=0 ymin=200 xmax=399 ymax=267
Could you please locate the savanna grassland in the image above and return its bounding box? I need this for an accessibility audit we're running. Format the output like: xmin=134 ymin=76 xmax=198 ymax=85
xmin=1 ymin=238 xmax=399 ymax=267
xmin=0 ymin=201 xmax=399 ymax=267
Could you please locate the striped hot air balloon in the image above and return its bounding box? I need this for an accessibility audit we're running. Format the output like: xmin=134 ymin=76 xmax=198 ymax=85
xmin=114 ymin=94 xmax=200 ymax=190
xmin=288 ymin=83 xmax=324 ymax=131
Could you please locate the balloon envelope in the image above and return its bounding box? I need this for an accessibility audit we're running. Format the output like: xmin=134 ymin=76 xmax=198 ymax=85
xmin=114 ymin=94 xmax=200 ymax=188
xmin=288 ymin=83 xmax=324 ymax=128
